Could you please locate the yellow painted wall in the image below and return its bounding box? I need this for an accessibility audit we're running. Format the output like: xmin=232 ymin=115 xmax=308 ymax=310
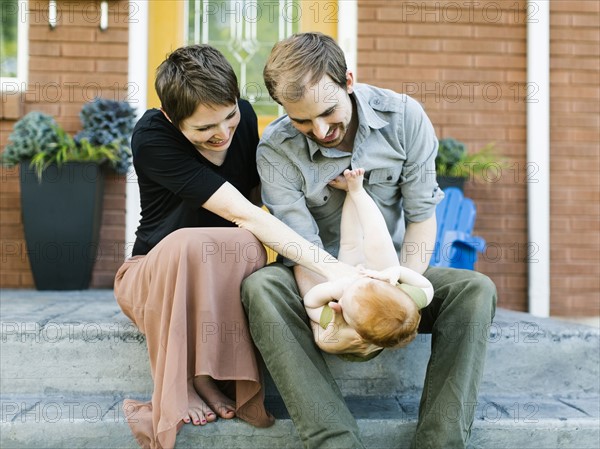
xmin=146 ymin=1 xmax=186 ymax=108
xmin=300 ymin=0 xmax=338 ymax=37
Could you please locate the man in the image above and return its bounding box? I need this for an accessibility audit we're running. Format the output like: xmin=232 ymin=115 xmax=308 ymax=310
xmin=241 ymin=32 xmax=497 ymax=449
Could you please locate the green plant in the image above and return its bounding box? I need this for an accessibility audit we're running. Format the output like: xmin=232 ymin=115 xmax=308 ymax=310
xmin=75 ymin=98 xmax=137 ymax=174
xmin=2 ymin=99 xmax=136 ymax=180
xmin=436 ymin=138 xmax=506 ymax=180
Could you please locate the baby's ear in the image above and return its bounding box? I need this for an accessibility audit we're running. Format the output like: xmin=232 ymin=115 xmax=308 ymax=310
xmin=329 ymin=301 xmax=342 ymax=313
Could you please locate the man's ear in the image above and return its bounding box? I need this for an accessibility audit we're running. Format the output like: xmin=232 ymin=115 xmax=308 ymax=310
xmin=329 ymin=301 xmax=342 ymax=313
xmin=346 ymin=70 xmax=355 ymax=94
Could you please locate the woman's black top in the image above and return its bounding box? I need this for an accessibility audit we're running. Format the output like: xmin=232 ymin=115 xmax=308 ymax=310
xmin=131 ymin=99 xmax=260 ymax=256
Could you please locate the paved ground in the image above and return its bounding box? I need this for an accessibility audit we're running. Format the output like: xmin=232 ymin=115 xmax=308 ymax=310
xmin=1 ymin=289 xmax=598 ymax=448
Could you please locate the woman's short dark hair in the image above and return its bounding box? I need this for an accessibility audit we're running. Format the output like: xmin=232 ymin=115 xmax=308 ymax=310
xmin=155 ymin=45 xmax=240 ymax=127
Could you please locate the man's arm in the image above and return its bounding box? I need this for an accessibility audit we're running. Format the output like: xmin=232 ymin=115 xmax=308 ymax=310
xmin=401 ymin=214 xmax=437 ymax=274
xmin=397 ymin=96 xmax=443 ymax=273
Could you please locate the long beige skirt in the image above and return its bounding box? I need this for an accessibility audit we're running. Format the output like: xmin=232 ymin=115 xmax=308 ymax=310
xmin=114 ymin=227 xmax=274 ymax=449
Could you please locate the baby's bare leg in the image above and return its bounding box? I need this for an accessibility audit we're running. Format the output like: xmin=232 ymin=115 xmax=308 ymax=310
xmin=335 ymin=169 xmax=365 ymax=265
xmin=343 ymin=169 xmax=399 ymax=269
xmin=344 ymin=168 xmax=365 ymax=193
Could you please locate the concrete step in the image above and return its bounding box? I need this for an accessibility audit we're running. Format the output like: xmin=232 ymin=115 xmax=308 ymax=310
xmin=1 ymin=290 xmax=598 ymax=398
xmin=1 ymin=394 xmax=598 ymax=449
xmin=1 ymin=289 xmax=599 ymax=448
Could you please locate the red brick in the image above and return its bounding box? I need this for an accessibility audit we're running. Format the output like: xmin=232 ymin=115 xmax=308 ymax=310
xmin=443 ymin=39 xmax=506 ymax=54
xmin=441 ymin=69 xmax=506 ymax=83
xmin=407 ymin=23 xmax=472 ymax=38
xmin=552 ymin=28 xmax=599 ymax=42
xmin=30 ymin=26 xmax=96 ymax=42
xmin=62 ymin=43 xmax=128 ymax=58
xmin=95 ymin=29 xmax=129 ymax=43
xmin=29 ymin=42 xmax=61 ymax=57
xmin=359 ymin=22 xmax=407 ymax=37
xmin=475 ymin=55 xmax=525 ymax=69
xmin=473 ymin=25 xmax=525 ymax=39
xmin=96 ymin=59 xmax=129 ymax=73
xmin=571 ymin=71 xmax=600 ymax=85
xmin=409 ymin=53 xmax=473 ymax=68
xmin=572 ymin=14 xmax=600 ymax=27
xmin=550 ymin=13 xmax=571 ymax=27
xmin=31 ymin=56 xmax=96 ymax=73
xmin=0 ymin=272 xmax=22 ymax=288
xmin=376 ymin=37 xmax=440 ymax=52
xmin=551 ymin=1 xmax=599 ymax=14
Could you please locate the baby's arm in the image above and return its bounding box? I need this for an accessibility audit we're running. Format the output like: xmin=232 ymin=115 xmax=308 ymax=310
xmin=303 ymin=279 xmax=347 ymax=325
xmin=363 ymin=265 xmax=434 ymax=306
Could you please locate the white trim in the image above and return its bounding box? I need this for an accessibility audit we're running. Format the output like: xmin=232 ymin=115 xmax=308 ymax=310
xmin=125 ymin=1 xmax=149 ymax=259
xmin=527 ymin=1 xmax=550 ymax=317
xmin=0 ymin=0 xmax=29 ymax=91
xmin=337 ymin=0 xmax=357 ymax=78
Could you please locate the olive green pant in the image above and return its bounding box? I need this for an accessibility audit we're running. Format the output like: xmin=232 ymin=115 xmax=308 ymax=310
xmin=241 ymin=264 xmax=497 ymax=449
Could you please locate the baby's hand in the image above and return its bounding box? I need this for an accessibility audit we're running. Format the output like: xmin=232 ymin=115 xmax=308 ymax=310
xmin=360 ymin=267 xmax=400 ymax=285
xmin=328 ymin=175 xmax=349 ymax=191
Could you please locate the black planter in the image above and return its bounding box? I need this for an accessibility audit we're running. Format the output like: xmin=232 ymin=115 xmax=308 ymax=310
xmin=19 ymin=162 xmax=105 ymax=290
xmin=437 ymin=175 xmax=465 ymax=192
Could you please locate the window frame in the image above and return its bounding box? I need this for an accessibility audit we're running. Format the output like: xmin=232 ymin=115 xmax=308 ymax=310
xmin=1 ymin=0 xmax=29 ymax=91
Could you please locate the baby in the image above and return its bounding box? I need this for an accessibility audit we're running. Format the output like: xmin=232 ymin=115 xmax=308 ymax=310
xmin=303 ymin=168 xmax=434 ymax=360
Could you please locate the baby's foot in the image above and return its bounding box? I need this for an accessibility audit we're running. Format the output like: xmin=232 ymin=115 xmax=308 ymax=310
xmin=193 ymin=375 xmax=236 ymax=420
xmin=343 ymin=168 xmax=365 ymax=193
xmin=184 ymin=382 xmax=217 ymax=426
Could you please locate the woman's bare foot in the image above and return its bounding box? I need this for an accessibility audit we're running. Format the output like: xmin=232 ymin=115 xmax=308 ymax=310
xmin=184 ymin=382 xmax=217 ymax=426
xmin=344 ymin=168 xmax=365 ymax=193
xmin=193 ymin=375 xmax=236 ymax=420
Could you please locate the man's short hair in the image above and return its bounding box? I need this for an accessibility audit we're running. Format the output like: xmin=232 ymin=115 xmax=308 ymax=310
xmin=155 ymin=45 xmax=240 ymax=128
xmin=263 ymin=32 xmax=347 ymax=105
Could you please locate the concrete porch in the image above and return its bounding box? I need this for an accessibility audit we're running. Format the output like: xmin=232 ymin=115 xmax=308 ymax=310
xmin=0 ymin=289 xmax=598 ymax=448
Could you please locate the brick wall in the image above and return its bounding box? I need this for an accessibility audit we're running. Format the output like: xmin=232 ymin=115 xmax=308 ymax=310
xmin=0 ymin=0 xmax=131 ymax=288
xmin=357 ymin=0 xmax=600 ymax=315
xmin=358 ymin=0 xmax=530 ymax=311
xmin=549 ymin=1 xmax=600 ymax=316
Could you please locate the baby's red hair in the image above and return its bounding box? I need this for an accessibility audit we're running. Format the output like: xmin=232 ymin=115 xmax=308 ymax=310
xmin=349 ymin=278 xmax=421 ymax=348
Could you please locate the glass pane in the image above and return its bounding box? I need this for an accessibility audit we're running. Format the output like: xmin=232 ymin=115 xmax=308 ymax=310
xmin=0 ymin=0 xmax=19 ymax=77
xmin=187 ymin=0 xmax=300 ymax=116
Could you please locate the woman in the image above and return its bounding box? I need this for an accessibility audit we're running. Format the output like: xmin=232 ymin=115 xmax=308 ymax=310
xmin=114 ymin=45 xmax=355 ymax=449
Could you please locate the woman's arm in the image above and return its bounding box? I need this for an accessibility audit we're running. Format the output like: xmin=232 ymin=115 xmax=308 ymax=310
xmin=202 ymin=182 xmax=357 ymax=281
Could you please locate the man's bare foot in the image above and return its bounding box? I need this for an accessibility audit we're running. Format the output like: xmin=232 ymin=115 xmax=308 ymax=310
xmin=193 ymin=375 xmax=236 ymax=420
xmin=344 ymin=168 xmax=365 ymax=193
xmin=184 ymin=382 xmax=217 ymax=426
